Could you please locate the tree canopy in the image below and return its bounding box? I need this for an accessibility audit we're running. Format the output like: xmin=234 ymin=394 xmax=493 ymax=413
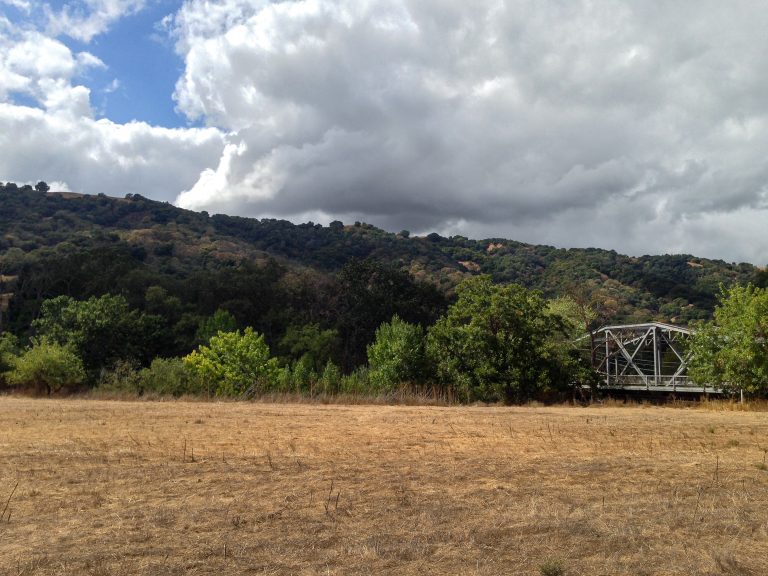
xmin=689 ymin=284 xmax=768 ymax=395
xmin=427 ymin=276 xmax=583 ymax=403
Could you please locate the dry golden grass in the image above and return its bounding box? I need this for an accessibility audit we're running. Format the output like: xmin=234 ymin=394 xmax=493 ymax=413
xmin=1 ymin=398 xmax=767 ymax=575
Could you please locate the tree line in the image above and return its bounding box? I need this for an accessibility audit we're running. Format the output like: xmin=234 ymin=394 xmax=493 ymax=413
xmin=0 ymin=270 xmax=599 ymax=402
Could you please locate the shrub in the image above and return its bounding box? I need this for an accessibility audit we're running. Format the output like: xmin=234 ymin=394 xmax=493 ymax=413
xmin=0 ymin=332 xmax=19 ymax=388
xmin=97 ymin=360 xmax=142 ymax=394
xmin=340 ymin=366 xmax=371 ymax=395
xmin=9 ymin=339 xmax=86 ymax=395
xmin=139 ymin=357 xmax=199 ymax=396
xmin=367 ymin=315 xmax=427 ymax=392
xmin=318 ymin=360 xmax=342 ymax=394
xmin=183 ymin=328 xmax=281 ymax=396
xmin=539 ymin=559 xmax=566 ymax=576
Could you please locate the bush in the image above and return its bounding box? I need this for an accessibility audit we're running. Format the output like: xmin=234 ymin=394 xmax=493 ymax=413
xmin=9 ymin=339 xmax=86 ymax=395
xmin=318 ymin=360 xmax=342 ymax=394
xmin=539 ymin=559 xmax=566 ymax=576
xmin=291 ymin=354 xmax=318 ymax=393
xmin=139 ymin=357 xmax=199 ymax=396
xmin=0 ymin=332 xmax=19 ymax=388
xmin=367 ymin=315 xmax=427 ymax=392
xmin=340 ymin=366 xmax=371 ymax=395
xmin=97 ymin=360 xmax=142 ymax=394
xmin=183 ymin=328 xmax=281 ymax=396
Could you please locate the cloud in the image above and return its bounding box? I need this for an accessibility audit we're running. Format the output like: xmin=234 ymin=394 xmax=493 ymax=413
xmin=0 ymin=21 xmax=225 ymax=201
xmin=0 ymin=103 xmax=225 ymax=201
xmin=3 ymin=0 xmax=768 ymax=264
xmin=168 ymin=0 xmax=768 ymax=263
xmin=44 ymin=0 xmax=147 ymax=42
xmin=1 ymin=0 xmax=32 ymax=12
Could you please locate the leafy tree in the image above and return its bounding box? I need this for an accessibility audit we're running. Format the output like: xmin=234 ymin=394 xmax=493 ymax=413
xmin=753 ymin=269 xmax=768 ymax=289
xmin=689 ymin=284 xmax=768 ymax=395
xmin=290 ymin=353 xmax=318 ymax=393
xmin=334 ymin=259 xmax=446 ymax=370
xmin=32 ymin=294 xmax=163 ymax=375
xmin=367 ymin=315 xmax=427 ymax=391
xmin=183 ymin=328 xmax=281 ymax=396
xmin=195 ymin=308 xmax=237 ymax=344
xmin=279 ymin=323 xmax=339 ymax=371
xmin=34 ymin=181 xmax=50 ymax=193
xmin=139 ymin=358 xmax=199 ymax=396
xmin=0 ymin=332 xmax=19 ymax=387
xmin=9 ymin=339 xmax=86 ymax=395
xmin=319 ymin=360 xmax=342 ymax=394
xmin=427 ymin=276 xmax=572 ymax=403
xmin=145 ymin=285 xmax=183 ymax=324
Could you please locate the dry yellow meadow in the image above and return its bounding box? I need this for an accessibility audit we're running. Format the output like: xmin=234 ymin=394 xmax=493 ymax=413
xmin=1 ymin=398 xmax=767 ymax=575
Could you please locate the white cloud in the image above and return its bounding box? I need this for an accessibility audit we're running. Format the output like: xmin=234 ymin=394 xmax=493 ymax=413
xmin=0 ymin=103 xmax=225 ymax=200
xmin=3 ymin=0 xmax=768 ymax=264
xmin=1 ymin=0 xmax=32 ymax=12
xmin=0 ymin=29 xmax=106 ymax=117
xmin=44 ymin=0 xmax=146 ymax=42
xmin=166 ymin=0 xmax=768 ymax=263
xmin=0 ymin=21 xmax=226 ymax=201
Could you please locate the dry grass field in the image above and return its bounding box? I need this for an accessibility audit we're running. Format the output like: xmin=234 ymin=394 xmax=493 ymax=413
xmin=1 ymin=398 xmax=767 ymax=576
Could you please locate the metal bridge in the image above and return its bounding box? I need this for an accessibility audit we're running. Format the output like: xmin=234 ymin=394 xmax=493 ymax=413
xmin=590 ymin=322 xmax=721 ymax=394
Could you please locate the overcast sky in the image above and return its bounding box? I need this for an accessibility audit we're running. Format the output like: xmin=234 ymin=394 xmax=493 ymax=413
xmin=2 ymin=0 xmax=767 ymax=264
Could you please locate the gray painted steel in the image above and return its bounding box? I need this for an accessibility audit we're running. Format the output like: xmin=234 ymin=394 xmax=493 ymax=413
xmin=589 ymin=322 xmax=721 ymax=394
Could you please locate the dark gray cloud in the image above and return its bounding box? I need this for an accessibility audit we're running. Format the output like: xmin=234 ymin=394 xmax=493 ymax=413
xmin=3 ymin=1 xmax=767 ymax=264
xmin=171 ymin=0 xmax=768 ymax=263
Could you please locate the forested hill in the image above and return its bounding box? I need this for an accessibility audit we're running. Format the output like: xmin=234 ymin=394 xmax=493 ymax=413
xmin=0 ymin=184 xmax=761 ymax=338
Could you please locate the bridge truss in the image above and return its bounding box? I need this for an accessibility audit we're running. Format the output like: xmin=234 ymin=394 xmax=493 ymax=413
xmin=590 ymin=322 xmax=720 ymax=394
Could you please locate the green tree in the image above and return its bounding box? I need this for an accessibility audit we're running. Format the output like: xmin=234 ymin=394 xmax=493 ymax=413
xmin=183 ymin=328 xmax=281 ymax=396
xmin=689 ymin=284 xmax=768 ymax=395
xmin=318 ymin=360 xmax=342 ymax=394
xmin=34 ymin=181 xmax=50 ymax=193
xmin=290 ymin=353 xmax=318 ymax=393
xmin=139 ymin=357 xmax=199 ymax=396
xmin=33 ymin=294 xmax=164 ymax=375
xmin=195 ymin=308 xmax=237 ymax=344
xmin=9 ymin=339 xmax=86 ymax=395
xmin=426 ymin=276 xmax=572 ymax=403
xmin=367 ymin=315 xmax=427 ymax=391
xmin=335 ymin=259 xmax=446 ymax=371
xmin=0 ymin=332 xmax=19 ymax=387
xmin=279 ymin=323 xmax=339 ymax=371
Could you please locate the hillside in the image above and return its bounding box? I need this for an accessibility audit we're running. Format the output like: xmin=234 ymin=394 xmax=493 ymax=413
xmin=0 ymin=187 xmax=757 ymax=324
xmin=0 ymin=184 xmax=759 ymax=332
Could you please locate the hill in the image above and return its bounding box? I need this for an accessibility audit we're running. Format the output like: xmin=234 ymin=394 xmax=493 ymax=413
xmin=1 ymin=183 xmax=758 ymax=328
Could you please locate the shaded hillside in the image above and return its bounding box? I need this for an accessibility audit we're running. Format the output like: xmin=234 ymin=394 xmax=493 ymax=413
xmin=0 ymin=184 xmax=759 ymax=328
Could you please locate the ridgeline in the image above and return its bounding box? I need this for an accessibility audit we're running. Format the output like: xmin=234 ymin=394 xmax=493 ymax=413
xmin=0 ymin=184 xmax=758 ymax=331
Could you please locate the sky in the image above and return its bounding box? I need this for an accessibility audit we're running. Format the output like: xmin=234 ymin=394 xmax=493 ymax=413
xmin=1 ymin=0 xmax=767 ymax=265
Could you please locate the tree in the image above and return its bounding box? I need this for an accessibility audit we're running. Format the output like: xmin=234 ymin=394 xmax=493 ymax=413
xmin=138 ymin=357 xmax=199 ymax=396
xmin=367 ymin=315 xmax=427 ymax=391
xmin=183 ymin=328 xmax=281 ymax=396
xmin=9 ymin=339 xmax=86 ymax=395
xmin=318 ymin=360 xmax=342 ymax=394
xmin=279 ymin=323 xmax=339 ymax=371
xmin=0 ymin=332 xmax=19 ymax=387
xmin=34 ymin=181 xmax=50 ymax=193
xmin=334 ymin=259 xmax=446 ymax=370
xmin=33 ymin=294 xmax=164 ymax=375
xmin=195 ymin=308 xmax=237 ymax=344
xmin=689 ymin=284 xmax=768 ymax=395
xmin=427 ymin=276 xmax=574 ymax=403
